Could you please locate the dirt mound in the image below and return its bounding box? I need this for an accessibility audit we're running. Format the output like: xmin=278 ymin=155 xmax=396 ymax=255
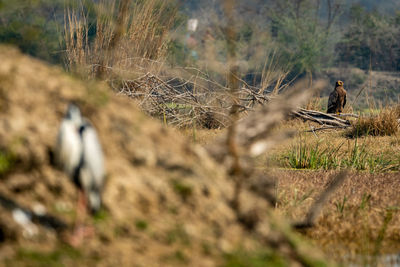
xmin=0 ymin=46 xmax=328 ymax=266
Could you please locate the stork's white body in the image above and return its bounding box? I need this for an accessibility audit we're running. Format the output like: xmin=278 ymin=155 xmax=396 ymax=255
xmin=56 ymin=119 xmax=82 ymax=177
xmin=55 ymin=104 xmax=105 ymax=213
xmin=79 ymin=124 xmax=104 ymax=212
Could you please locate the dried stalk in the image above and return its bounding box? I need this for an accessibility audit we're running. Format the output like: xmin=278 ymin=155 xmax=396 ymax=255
xmin=223 ymin=0 xmax=243 ymax=211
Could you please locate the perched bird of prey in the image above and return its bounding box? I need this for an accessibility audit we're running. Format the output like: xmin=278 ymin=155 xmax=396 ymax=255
xmin=327 ymin=80 xmax=347 ymax=114
xmin=55 ymin=104 xmax=105 ymax=214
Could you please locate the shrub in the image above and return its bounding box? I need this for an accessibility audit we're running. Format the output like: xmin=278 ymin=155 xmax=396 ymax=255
xmin=346 ymin=106 xmax=400 ymax=138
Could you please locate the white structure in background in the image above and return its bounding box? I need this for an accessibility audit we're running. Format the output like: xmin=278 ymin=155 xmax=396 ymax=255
xmin=187 ymin=18 xmax=198 ymax=32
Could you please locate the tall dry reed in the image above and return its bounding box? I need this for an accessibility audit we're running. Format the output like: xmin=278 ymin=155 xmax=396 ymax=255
xmin=64 ymin=0 xmax=178 ymax=78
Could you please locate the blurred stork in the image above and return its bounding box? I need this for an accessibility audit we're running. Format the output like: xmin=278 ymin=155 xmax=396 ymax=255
xmin=55 ymin=103 xmax=105 ymax=244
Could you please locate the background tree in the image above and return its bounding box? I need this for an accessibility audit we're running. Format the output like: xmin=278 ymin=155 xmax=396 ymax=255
xmin=0 ymin=0 xmax=64 ymax=64
xmin=336 ymin=4 xmax=400 ymax=71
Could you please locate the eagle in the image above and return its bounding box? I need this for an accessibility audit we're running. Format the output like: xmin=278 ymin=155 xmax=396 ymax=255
xmin=327 ymin=80 xmax=347 ymax=114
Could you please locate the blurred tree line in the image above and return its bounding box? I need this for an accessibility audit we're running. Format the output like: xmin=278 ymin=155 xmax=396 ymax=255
xmin=336 ymin=4 xmax=400 ymax=71
xmin=0 ymin=0 xmax=64 ymax=64
xmin=176 ymin=0 xmax=400 ymax=77
xmin=1 ymin=0 xmax=400 ymax=74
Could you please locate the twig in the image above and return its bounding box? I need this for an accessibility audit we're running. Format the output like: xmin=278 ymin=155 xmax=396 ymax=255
xmin=309 ymin=125 xmax=318 ymax=138
xmin=305 ymin=125 xmax=349 ymax=132
xmin=337 ymin=113 xmax=359 ymax=118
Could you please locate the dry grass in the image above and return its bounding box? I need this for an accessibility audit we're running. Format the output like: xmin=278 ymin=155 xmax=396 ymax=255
xmin=180 ymin=114 xmax=400 ymax=262
xmin=64 ymin=0 xmax=177 ymax=78
xmin=347 ymin=106 xmax=400 ymax=138
xmin=274 ymin=169 xmax=400 ymax=265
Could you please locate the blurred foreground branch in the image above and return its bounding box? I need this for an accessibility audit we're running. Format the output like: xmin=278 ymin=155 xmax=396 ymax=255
xmin=208 ymin=80 xmax=327 ymax=161
xmin=207 ymin=80 xmax=327 ymax=215
xmin=293 ymin=171 xmax=348 ymax=229
xmin=223 ymin=0 xmax=243 ymax=210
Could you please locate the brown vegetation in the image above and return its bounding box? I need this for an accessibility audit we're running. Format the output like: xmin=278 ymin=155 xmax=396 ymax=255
xmin=64 ymin=0 xmax=177 ymax=78
xmin=275 ymin=169 xmax=400 ymax=265
xmin=347 ymin=106 xmax=400 ymax=137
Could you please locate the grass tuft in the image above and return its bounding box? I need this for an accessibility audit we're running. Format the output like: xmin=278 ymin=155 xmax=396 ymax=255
xmin=347 ymin=106 xmax=400 ymax=138
xmin=135 ymin=219 xmax=148 ymax=231
xmin=165 ymin=224 xmax=190 ymax=246
xmin=10 ymin=246 xmax=82 ymax=267
xmin=0 ymin=148 xmax=15 ymax=176
xmin=171 ymin=179 xmax=193 ymax=201
xmin=283 ymin=136 xmax=398 ymax=172
xmin=285 ymin=138 xmax=342 ymax=170
xmin=222 ymin=249 xmax=287 ymax=267
xmin=335 ymin=195 xmax=348 ymax=214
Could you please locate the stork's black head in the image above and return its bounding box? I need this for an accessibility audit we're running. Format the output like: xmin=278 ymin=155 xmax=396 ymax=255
xmin=65 ymin=103 xmax=83 ymax=126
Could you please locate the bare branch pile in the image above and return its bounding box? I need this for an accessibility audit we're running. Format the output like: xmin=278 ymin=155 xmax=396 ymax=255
xmin=115 ymin=72 xmax=272 ymax=129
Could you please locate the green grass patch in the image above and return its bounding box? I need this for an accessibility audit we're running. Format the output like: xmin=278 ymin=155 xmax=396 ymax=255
xmin=281 ymin=137 xmax=399 ymax=172
xmin=0 ymin=149 xmax=16 ymax=176
xmin=135 ymin=219 xmax=148 ymax=231
xmin=8 ymin=246 xmax=82 ymax=267
xmin=222 ymin=249 xmax=288 ymax=267
xmin=171 ymin=179 xmax=193 ymax=201
xmin=285 ymin=139 xmax=342 ymax=170
xmin=160 ymin=250 xmax=189 ymax=264
xmin=165 ymin=224 xmax=190 ymax=246
xmin=92 ymin=209 xmax=109 ymax=223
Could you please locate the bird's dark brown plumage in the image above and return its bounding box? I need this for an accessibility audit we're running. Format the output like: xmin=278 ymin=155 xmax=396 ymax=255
xmin=327 ymin=80 xmax=346 ymax=114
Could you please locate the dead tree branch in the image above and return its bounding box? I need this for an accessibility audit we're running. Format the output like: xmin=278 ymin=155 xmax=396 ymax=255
xmin=291 ymin=108 xmax=354 ymax=127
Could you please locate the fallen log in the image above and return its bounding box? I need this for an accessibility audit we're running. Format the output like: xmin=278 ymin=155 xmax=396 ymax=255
xmin=291 ymin=108 xmax=354 ymax=128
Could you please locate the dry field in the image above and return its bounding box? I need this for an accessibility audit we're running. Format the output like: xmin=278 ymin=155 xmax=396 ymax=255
xmin=276 ymin=170 xmax=400 ymax=265
xmin=182 ymin=118 xmax=400 ymax=265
